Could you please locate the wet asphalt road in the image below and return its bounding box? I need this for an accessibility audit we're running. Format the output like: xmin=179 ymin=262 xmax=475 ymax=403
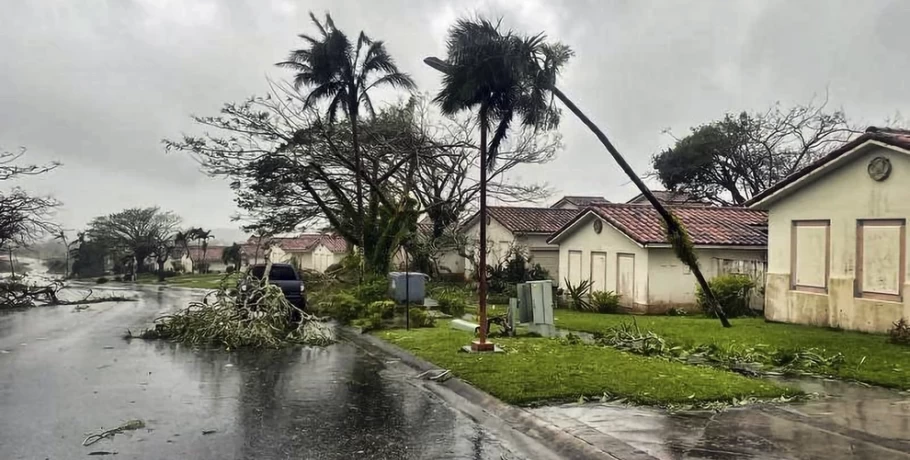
xmin=0 ymin=285 xmax=517 ymax=460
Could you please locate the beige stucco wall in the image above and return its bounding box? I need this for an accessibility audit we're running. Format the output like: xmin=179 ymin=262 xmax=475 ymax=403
xmin=763 ymin=144 xmax=910 ymax=332
xmin=311 ymin=244 xmax=344 ymax=273
xmin=555 ymin=214 xmax=650 ymax=309
xmin=647 ymin=248 xmax=766 ymax=311
xmin=462 ymin=218 xmax=562 ymax=280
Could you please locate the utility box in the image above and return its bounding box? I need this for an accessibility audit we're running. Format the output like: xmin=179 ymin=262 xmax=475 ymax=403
xmin=516 ymin=283 xmax=533 ymax=323
xmin=388 ymin=272 xmax=427 ymax=304
xmin=527 ymin=280 xmax=554 ymax=325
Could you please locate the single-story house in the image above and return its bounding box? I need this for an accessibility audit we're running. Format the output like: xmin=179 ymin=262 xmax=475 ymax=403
xmin=461 ymin=206 xmax=579 ymax=281
xmin=241 ymin=234 xmax=348 ymax=273
xmin=626 ymin=190 xmax=706 ymax=205
xmin=311 ymin=236 xmax=347 ymax=272
xmin=550 ymin=195 xmax=611 ymax=210
xmin=747 ymin=127 xmax=910 ymax=333
xmin=547 ymin=204 xmax=768 ymax=313
xmin=175 ymin=246 xmax=229 ymax=273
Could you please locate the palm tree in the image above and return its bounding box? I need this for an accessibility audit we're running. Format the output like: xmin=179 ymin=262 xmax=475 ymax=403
xmin=425 ymin=22 xmax=731 ymax=328
xmin=196 ymin=229 xmax=213 ymax=274
xmin=277 ymin=12 xmax=416 ymax=277
xmin=174 ymin=229 xmax=191 ymax=272
xmin=431 ymin=19 xmax=563 ymax=350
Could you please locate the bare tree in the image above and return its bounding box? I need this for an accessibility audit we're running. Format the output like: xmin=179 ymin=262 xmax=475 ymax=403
xmin=0 ymin=149 xmax=61 ymax=252
xmin=652 ymin=97 xmax=861 ymax=205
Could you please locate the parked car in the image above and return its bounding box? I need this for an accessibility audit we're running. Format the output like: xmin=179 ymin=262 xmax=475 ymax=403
xmin=242 ymin=263 xmax=306 ymax=316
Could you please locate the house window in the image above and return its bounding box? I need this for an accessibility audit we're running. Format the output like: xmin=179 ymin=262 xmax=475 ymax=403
xmin=790 ymin=220 xmax=830 ymax=293
xmin=856 ymin=219 xmax=906 ymax=302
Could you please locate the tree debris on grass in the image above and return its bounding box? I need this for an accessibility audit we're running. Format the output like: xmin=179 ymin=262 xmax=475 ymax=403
xmin=83 ymin=419 xmax=146 ymax=446
xmin=136 ymin=275 xmax=335 ymax=349
xmin=594 ymin=320 xmax=846 ymax=379
xmin=0 ymin=280 xmax=137 ymax=309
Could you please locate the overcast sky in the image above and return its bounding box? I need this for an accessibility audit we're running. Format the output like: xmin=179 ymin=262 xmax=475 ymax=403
xmin=1 ymin=0 xmax=907 ymax=240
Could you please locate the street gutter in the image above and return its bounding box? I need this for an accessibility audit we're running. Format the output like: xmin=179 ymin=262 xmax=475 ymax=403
xmin=341 ymin=327 xmax=657 ymax=460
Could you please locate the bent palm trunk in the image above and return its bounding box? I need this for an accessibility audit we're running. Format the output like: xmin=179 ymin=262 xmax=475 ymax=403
xmin=551 ymin=87 xmax=731 ymax=328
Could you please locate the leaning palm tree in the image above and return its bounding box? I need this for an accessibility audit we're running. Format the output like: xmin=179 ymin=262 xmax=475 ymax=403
xmin=196 ymin=229 xmax=213 ymax=274
xmin=426 ymin=22 xmax=731 ymax=328
xmin=277 ymin=12 xmax=416 ymax=277
xmin=431 ymin=19 xmax=564 ymax=350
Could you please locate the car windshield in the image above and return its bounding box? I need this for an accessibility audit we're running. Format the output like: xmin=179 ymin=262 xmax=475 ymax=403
xmin=250 ymin=265 xmax=297 ymax=281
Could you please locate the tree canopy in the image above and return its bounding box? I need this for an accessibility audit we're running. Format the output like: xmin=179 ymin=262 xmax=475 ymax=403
xmin=652 ymin=100 xmax=858 ymax=205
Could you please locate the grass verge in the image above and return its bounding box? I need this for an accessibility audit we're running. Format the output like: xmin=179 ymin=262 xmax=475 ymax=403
xmin=553 ymin=310 xmax=910 ymax=389
xmin=375 ymin=321 xmax=798 ymax=406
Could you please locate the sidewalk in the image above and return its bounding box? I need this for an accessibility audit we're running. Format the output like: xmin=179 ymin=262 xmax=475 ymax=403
xmin=533 ymin=378 xmax=910 ymax=460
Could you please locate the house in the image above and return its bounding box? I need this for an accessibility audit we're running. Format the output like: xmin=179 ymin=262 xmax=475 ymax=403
xmin=176 ymin=245 xmax=229 ymax=273
xmin=461 ymin=207 xmax=579 ymax=281
xmin=311 ymin=236 xmax=348 ymax=272
xmin=626 ymin=190 xmax=705 ymax=205
xmin=547 ymin=204 xmax=767 ymax=313
xmin=393 ymin=219 xmax=466 ymax=275
xmin=241 ymin=234 xmax=348 ymax=273
xmin=746 ymin=127 xmax=910 ymax=333
xmin=550 ymin=196 xmax=611 ymax=209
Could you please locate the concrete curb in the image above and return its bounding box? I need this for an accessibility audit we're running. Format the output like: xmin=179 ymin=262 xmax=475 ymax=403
xmin=341 ymin=327 xmax=656 ymax=460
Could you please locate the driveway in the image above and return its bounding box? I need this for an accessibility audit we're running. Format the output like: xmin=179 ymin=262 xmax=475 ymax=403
xmin=0 ymin=284 xmax=518 ymax=460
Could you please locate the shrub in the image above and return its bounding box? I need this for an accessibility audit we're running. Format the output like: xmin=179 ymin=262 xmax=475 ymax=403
xmin=889 ymin=318 xmax=910 ymax=345
xmin=113 ymin=276 xmax=123 ymax=282
xmin=666 ymin=307 xmax=688 ymax=316
xmin=317 ymin=293 xmax=365 ymax=324
xmin=407 ymin=308 xmax=435 ymax=328
xmin=350 ymin=277 xmax=388 ymax=304
xmin=696 ymin=274 xmax=756 ymax=318
xmin=367 ymin=300 xmax=396 ymax=320
xmin=436 ymin=293 xmax=467 ymax=318
xmin=590 ymin=290 xmax=621 ymax=313
xmin=225 ymin=266 xmax=236 ymax=274
xmin=564 ymin=278 xmax=592 ymax=311
xmin=96 ymin=277 xmax=109 ymax=284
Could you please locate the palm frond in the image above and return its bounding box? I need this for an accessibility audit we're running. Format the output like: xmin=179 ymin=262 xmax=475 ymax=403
xmin=309 ymin=11 xmax=328 ymax=37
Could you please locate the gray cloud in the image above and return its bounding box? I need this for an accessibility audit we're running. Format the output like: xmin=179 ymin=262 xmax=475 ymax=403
xmin=1 ymin=0 xmax=906 ymax=235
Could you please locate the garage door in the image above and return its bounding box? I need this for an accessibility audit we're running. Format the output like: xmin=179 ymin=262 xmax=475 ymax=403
xmin=530 ymin=249 xmax=559 ymax=282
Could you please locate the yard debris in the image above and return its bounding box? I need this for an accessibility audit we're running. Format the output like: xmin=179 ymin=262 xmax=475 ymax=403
xmin=138 ymin=274 xmax=335 ymax=349
xmin=593 ymin=320 xmax=846 ymax=379
xmin=82 ymin=419 xmax=146 ymax=446
xmin=0 ymin=280 xmax=136 ymax=309
xmin=201 ymin=429 xmax=217 ymax=435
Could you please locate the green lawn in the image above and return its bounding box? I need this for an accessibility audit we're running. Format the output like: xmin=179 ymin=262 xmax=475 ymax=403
xmin=375 ymin=322 xmax=798 ymax=406
xmin=553 ymin=310 xmax=910 ymax=389
xmin=134 ymin=272 xmax=238 ymax=290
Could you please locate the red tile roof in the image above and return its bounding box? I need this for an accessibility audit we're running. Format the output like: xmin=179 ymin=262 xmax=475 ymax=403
xmin=549 ymin=204 xmax=767 ymax=246
xmin=317 ymin=236 xmax=348 ymax=253
xmin=185 ymin=246 xmax=226 ymax=262
xmin=746 ymin=127 xmax=910 ymax=206
xmin=626 ymin=190 xmax=706 ymax=205
xmin=466 ymin=207 xmax=580 ymax=234
xmin=243 ymin=234 xmax=323 ymax=252
xmin=551 ymin=196 xmax=611 ymax=207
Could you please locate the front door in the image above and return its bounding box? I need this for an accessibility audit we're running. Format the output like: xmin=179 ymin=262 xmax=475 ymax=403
xmin=616 ymin=253 xmax=635 ymax=306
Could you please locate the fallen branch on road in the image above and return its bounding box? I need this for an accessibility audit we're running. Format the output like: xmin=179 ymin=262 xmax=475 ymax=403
xmin=135 ymin=275 xmax=335 ymax=349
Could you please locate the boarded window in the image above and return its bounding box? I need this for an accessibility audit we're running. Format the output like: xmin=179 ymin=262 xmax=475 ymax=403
xmin=567 ymin=250 xmax=582 ymax=287
xmin=790 ymin=220 xmax=829 ymax=293
xmin=856 ymin=219 xmax=906 ymax=302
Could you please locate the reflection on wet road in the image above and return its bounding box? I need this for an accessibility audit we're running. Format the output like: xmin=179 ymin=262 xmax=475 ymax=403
xmin=0 ymin=285 xmax=515 ymax=460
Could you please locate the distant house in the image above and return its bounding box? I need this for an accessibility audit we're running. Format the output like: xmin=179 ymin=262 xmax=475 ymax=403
xmin=626 ymin=190 xmax=705 ymax=205
xmin=550 ymin=196 xmax=611 ymax=210
xmin=461 ymin=207 xmax=579 ymax=281
xmin=176 ymin=245 xmax=229 ymax=273
xmin=241 ymin=233 xmax=348 ymax=273
xmin=747 ymin=127 xmax=910 ymax=333
xmin=547 ymin=204 xmax=767 ymax=313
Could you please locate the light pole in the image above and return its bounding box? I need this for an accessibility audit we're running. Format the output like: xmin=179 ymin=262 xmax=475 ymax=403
xmin=424 ymin=56 xmax=494 ymax=352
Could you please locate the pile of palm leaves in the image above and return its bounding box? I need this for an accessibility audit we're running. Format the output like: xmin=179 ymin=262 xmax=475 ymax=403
xmin=137 ymin=276 xmax=335 ymax=349
xmin=595 ymin=320 xmax=845 ymax=378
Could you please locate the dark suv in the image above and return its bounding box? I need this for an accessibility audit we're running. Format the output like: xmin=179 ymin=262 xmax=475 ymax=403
xmin=245 ymin=263 xmax=306 ymax=311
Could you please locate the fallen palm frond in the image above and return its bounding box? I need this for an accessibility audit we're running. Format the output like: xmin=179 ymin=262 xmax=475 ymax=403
xmin=83 ymin=419 xmax=146 ymax=446
xmin=594 ymin=320 xmax=845 ymax=378
xmin=137 ymin=275 xmax=335 ymax=349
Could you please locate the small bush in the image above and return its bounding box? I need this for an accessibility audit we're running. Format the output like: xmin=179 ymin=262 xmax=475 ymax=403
xmin=367 ymin=300 xmax=396 ymax=320
xmin=407 ymin=308 xmax=435 ymax=328
xmin=590 ymin=290 xmax=621 ymax=314
xmin=666 ymin=307 xmax=688 ymax=316
xmin=351 ymin=278 xmax=388 ymax=304
xmin=113 ymin=276 xmax=123 ymax=282
xmin=696 ymin=274 xmax=756 ymax=318
xmin=317 ymin=293 xmax=365 ymax=324
xmin=96 ymin=277 xmax=109 ymax=284
xmin=889 ymin=318 xmax=910 ymax=345
xmin=225 ymin=266 xmax=236 ymax=274
xmin=436 ymin=293 xmax=467 ymax=318
xmin=564 ymin=278 xmax=592 ymax=311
